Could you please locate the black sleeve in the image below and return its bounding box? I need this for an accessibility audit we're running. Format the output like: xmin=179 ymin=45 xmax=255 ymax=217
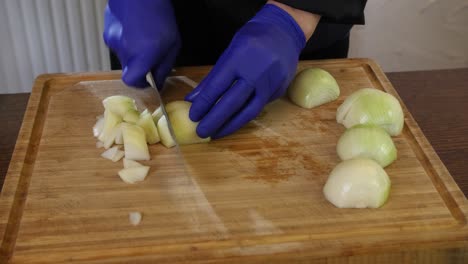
xmin=276 ymin=0 xmax=367 ymax=24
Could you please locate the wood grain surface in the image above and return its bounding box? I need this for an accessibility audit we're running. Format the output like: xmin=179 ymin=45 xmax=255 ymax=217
xmin=0 ymin=59 xmax=467 ymax=263
xmin=2 ymin=69 xmax=468 ymax=195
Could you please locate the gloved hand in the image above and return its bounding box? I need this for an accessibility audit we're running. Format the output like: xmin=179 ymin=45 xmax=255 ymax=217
xmin=186 ymin=4 xmax=306 ymax=139
xmin=103 ymin=0 xmax=181 ymax=88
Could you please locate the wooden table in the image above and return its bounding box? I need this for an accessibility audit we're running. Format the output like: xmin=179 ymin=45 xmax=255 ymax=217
xmin=1 ymin=68 xmax=467 ymax=197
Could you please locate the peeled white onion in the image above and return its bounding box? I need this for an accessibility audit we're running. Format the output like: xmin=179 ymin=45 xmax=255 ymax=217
xmin=337 ymin=124 xmax=397 ymax=167
xmin=323 ymin=159 xmax=391 ymax=209
xmin=168 ymin=103 xmax=211 ymax=145
xmin=165 ymin=100 xmax=191 ymax=113
xmin=288 ymin=68 xmax=340 ymax=109
xmin=336 ymin=88 xmax=404 ymax=136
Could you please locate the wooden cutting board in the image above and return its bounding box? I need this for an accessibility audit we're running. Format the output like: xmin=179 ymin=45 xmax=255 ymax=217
xmin=1 ymin=59 xmax=467 ymax=263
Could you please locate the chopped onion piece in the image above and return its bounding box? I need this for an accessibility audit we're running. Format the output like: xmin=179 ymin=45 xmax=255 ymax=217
xmin=103 ymin=127 xmax=117 ymax=149
xmin=157 ymin=116 xmax=176 ymax=148
xmin=114 ymin=124 xmax=123 ymax=145
xmin=123 ymin=158 xmax=143 ymax=169
xmin=123 ymin=109 xmax=140 ymax=124
xmin=121 ymin=123 xmax=150 ymax=160
xmin=98 ymin=109 xmax=122 ymax=143
xmin=93 ymin=117 xmax=105 ymax=138
xmin=96 ymin=141 xmax=104 ymax=149
xmin=129 ymin=212 xmax=142 ymax=226
xmin=118 ymin=166 xmax=150 ymax=184
xmin=152 ymin=107 xmax=163 ymax=123
xmin=101 ymin=146 xmax=120 ymax=161
xmin=138 ymin=111 xmax=160 ymax=144
xmin=141 ymin=109 xmax=149 ymax=116
xmin=112 ymin=150 xmax=125 ymax=162
xmin=103 ymin=95 xmax=137 ymax=117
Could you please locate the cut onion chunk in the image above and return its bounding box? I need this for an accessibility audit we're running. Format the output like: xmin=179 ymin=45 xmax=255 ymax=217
xmin=101 ymin=146 xmax=120 ymax=161
xmin=129 ymin=212 xmax=142 ymax=226
xmin=103 ymin=95 xmax=137 ymax=117
xmin=114 ymin=124 xmax=123 ymax=145
xmin=138 ymin=111 xmax=160 ymax=144
xmin=123 ymin=109 xmax=140 ymax=124
xmin=93 ymin=117 xmax=105 ymax=138
xmin=123 ymin=158 xmax=143 ymax=169
xmin=118 ymin=166 xmax=150 ymax=184
xmin=152 ymin=107 xmax=163 ymax=123
xmin=121 ymin=123 xmax=150 ymax=160
xmin=112 ymin=150 xmax=125 ymax=162
xmin=157 ymin=116 xmax=176 ymax=148
xmin=98 ymin=109 xmax=122 ymax=143
xmin=96 ymin=141 xmax=104 ymax=149
xmin=103 ymin=128 xmax=117 ymax=149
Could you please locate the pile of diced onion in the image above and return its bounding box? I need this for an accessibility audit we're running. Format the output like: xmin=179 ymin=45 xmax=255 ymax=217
xmin=93 ymin=95 xmax=175 ymax=184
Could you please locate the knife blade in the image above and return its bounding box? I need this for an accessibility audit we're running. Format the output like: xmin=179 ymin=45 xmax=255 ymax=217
xmin=141 ymin=74 xmax=229 ymax=234
xmin=145 ymin=72 xmax=180 ymax=149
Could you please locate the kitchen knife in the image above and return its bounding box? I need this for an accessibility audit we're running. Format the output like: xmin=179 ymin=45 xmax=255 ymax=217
xmin=145 ymin=72 xmax=180 ymax=149
xmin=144 ymin=73 xmax=227 ymax=233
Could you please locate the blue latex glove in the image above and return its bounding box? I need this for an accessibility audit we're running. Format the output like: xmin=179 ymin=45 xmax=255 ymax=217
xmin=103 ymin=0 xmax=181 ymax=88
xmin=186 ymin=4 xmax=306 ymax=139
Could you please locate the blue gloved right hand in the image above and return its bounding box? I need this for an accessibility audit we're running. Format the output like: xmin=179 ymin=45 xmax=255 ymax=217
xmin=185 ymin=4 xmax=306 ymax=139
xmin=103 ymin=0 xmax=181 ymax=88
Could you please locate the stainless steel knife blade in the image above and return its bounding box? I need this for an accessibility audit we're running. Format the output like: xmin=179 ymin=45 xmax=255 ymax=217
xmin=145 ymin=72 xmax=180 ymax=149
xmin=141 ymin=74 xmax=228 ymax=235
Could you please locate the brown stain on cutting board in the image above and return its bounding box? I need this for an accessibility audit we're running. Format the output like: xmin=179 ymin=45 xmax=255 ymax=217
xmin=227 ymin=130 xmax=332 ymax=185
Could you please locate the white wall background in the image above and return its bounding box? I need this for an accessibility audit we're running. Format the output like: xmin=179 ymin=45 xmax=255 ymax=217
xmin=349 ymin=0 xmax=468 ymax=72
xmin=0 ymin=0 xmax=109 ymax=94
xmin=0 ymin=0 xmax=467 ymax=94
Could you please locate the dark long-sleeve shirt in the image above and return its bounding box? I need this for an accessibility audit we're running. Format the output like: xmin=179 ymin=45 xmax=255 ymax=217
xmin=171 ymin=0 xmax=367 ymax=66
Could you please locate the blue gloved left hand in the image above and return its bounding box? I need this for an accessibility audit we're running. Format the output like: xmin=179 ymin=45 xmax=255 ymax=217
xmin=185 ymin=4 xmax=306 ymax=139
xmin=103 ymin=0 xmax=180 ymax=89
